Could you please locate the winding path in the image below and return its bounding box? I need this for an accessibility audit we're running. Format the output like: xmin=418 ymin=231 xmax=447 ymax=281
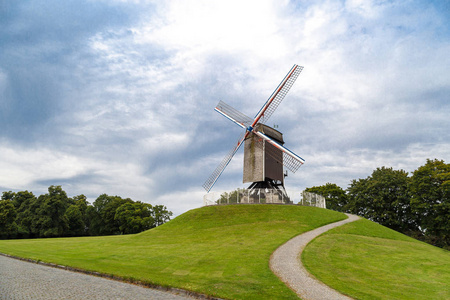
xmin=270 ymin=213 xmax=359 ymax=300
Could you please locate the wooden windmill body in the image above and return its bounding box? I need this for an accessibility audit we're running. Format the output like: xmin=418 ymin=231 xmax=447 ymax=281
xmin=243 ymin=124 xmax=284 ymax=184
xmin=243 ymin=124 xmax=289 ymax=203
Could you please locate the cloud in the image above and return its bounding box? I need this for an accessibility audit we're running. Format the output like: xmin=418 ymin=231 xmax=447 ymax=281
xmin=137 ymin=0 xmax=287 ymax=59
xmin=0 ymin=0 xmax=449 ymax=216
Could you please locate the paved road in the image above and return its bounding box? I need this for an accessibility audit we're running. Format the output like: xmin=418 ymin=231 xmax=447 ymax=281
xmin=270 ymin=213 xmax=360 ymax=300
xmin=0 ymin=255 xmax=193 ymax=300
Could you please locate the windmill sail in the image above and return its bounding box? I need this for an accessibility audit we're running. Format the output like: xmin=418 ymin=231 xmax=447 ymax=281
xmin=254 ymin=64 xmax=303 ymax=126
xmin=203 ymin=101 xmax=252 ymax=192
xmin=252 ymin=130 xmax=305 ymax=173
xmin=202 ymin=131 xmax=247 ymax=192
xmin=215 ymin=100 xmax=253 ymax=129
xmin=253 ymin=135 xmax=304 ymax=174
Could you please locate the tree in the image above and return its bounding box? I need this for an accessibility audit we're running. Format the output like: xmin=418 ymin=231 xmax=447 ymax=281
xmin=1 ymin=186 xmax=173 ymax=238
xmin=304 ymin=183 xmax=348 ymax=212
xmin=10 ymin=190 xmax=36 ymax=211
xmin=92 ymin=194 xmax=133 ymax=235
xmin=152 ymin=205 xmax=173 ymax=226
xmin=73 ymin=194 xmax=88 ymax=215
xmin=34 ymin=186 xmax=70 ymax=237
xmin=0 ymin=199 xmax=18 ymax=238
xmin=347 ymin=167 xmax=414 ymax=232
xmin=90 ymin=194 xmax=114 ymax=235
xmin=410 ymin=159 xmax=450 ymax=248
xmin=64 ymin=205 xmax=85 ymax=236
xmin=10 ymin=191 xmax=39 ymax=238
xmin=2 ymin=191 xmax=15 ymax=201
xmin=85 ymin=205 xmax=101 ymax=236
xmin=71 ymin=194 xmax=89 ymax=235
xmin=114 ymin=201 xmax=154 ymax=234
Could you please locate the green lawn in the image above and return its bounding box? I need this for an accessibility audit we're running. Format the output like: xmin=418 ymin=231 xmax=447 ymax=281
xmin=302 ymin=218 xmax=450 ymax=299
xmin=0 ymin=204 xmax=346 ymax=300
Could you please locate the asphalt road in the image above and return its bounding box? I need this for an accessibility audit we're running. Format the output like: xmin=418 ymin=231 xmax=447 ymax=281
xmin=0 ymin=254 xmax=193 ymax=300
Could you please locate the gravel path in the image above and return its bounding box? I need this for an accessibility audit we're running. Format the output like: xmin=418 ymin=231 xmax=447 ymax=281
xmin=270 ymin=213 xmax=360 ymax=300
xmin=0 ymin=254 xmax=194 ymax=300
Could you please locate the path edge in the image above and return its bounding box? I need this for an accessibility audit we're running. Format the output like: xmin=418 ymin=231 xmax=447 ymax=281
xmin=269 ymin=213 xmax=360 ymax=300
xmin=0 ymin=252 xmax=221 ymax=300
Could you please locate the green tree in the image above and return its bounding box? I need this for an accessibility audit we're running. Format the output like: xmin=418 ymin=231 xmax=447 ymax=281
xmin=1 ymin=186 xmax=173 ymax=238
xmin=71 ymin=194 xmax=88 ymax=235
xmin=0 ymin=199 xmax=18 ymax=238
xmin=410 ymin=159 xmax=450 ymax=248
xmin=347 ymin=167 xmax=414 ymax=232
xmin=73 ymin=194 xmax=88 ymax=216
xmin=92 ymin=194 xmax=132 ymax=235
xmin=114 ymin=201 xmax=154 ymax=234
xmin=34 ymin=186 xmax=70 ymax=237
xmin=64 ymin=204 xmax=85 ymax=236
xmin=152 ymin=204 xmax=173 ymax=226
xmin=10 ymin=191 xmax=39 ymax=238
xmin=10 ymin=191 xmax=35 ymax=211
xmin=305 ymin=183 xmax=348 ymax=212
xmin=85 ymin=205 xmax=101 ymax=235
xmin=90 ymin=194 xmax=114 ymax=235
xmin=1 ymin=191 xmax=15 ymax=201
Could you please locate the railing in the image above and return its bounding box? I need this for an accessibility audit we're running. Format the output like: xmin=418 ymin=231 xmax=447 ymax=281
xmin=300 ymin=191 xmax=326 ymax=209
xmin=204 ymin=188 xmax=326 ymax=209
xmin=204 ymin=188 xmax=297 ymax=206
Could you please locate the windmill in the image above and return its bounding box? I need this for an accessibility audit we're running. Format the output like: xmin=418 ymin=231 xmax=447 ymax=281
xmin=203 ymin=64 xmax=305 ymax=202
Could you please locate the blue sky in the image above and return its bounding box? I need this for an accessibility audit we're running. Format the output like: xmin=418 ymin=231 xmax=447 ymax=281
xmin=1 ymin=0 xmax=449 ymax=216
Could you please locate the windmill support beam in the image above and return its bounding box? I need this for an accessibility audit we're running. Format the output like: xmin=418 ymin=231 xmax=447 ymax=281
xmin=245 ymin=179 xmax=291 ymax=204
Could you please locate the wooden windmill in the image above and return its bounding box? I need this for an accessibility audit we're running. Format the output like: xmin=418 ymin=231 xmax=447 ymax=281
xmin=203 ymin=64 xmax=305 ymax=200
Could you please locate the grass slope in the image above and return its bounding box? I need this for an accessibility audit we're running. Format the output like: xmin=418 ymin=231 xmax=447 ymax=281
xmin=0 ymin=204 xmax=346 ymax=299
xmin=302 ymin=218 xmax=450 ymax=299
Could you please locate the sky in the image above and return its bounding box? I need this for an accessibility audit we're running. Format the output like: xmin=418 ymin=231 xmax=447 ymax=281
xmin=1 ymin=0 xmax=449 ymax=216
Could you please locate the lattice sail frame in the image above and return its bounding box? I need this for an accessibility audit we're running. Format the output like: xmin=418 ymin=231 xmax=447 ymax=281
xmin=202 ymin=131 xmax=246 ymax=192
xmin=256 ymin=136 xmax=304 ymax=173
xmin=203 ymin=64 xmax=304 ymax=192
xmin=256 ymin=65 xmax=303 ymax=125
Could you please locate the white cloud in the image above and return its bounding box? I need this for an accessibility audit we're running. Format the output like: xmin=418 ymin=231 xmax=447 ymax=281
xmin=139 ymin=0 xmax=287 ymax=58
xmin=0 ymin=0 xmax=449 ymax=216
xmin=0 ymin=142 xmax=154 ymax=203
xmin=295 ymin=142 xmax=450 ymax=190
xmin=155 ymin=188 xmax=207 ymax=217
xmin=0 ymin=144 xmax=89 ymax=189
xmin=345 ymin=0 xmax=386 ymax=18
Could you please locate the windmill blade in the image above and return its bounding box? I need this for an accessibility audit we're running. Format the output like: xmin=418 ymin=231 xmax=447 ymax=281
xmin=253 ymin=64 xmax=303 ymax=126
xmin=252 ymin=137 xmax=303 ymax=173
xmin=281 ymin=151 xmax=304 ymax=173
xmin=252 ymin=130 xmax=305 ymax=173
xmin=203 ymin=131 xmax=247 ymax=192
xmin=215 ymin=100 xmax=253 ymax=129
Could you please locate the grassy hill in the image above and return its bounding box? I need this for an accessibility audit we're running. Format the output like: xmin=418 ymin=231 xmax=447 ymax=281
xmin=0 ymin=204 xmax=448 ymax=299
xmin=302 ymin=218 xmax=450 ymax=299
xmin=0 ymin=205 xmax=346 ymax=299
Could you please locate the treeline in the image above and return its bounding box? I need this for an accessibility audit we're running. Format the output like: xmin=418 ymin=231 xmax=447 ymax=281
xmin=305 ymin=159 xmax=449 ymax=249
xmin=0 ymin=185 xmax=172 ymax=239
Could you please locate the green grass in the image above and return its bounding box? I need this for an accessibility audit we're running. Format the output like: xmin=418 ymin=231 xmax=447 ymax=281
xmin=302 ymin=218 xmax=450 ymax=299
xmin=0 ymin=204 xmax=346 ymax=299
